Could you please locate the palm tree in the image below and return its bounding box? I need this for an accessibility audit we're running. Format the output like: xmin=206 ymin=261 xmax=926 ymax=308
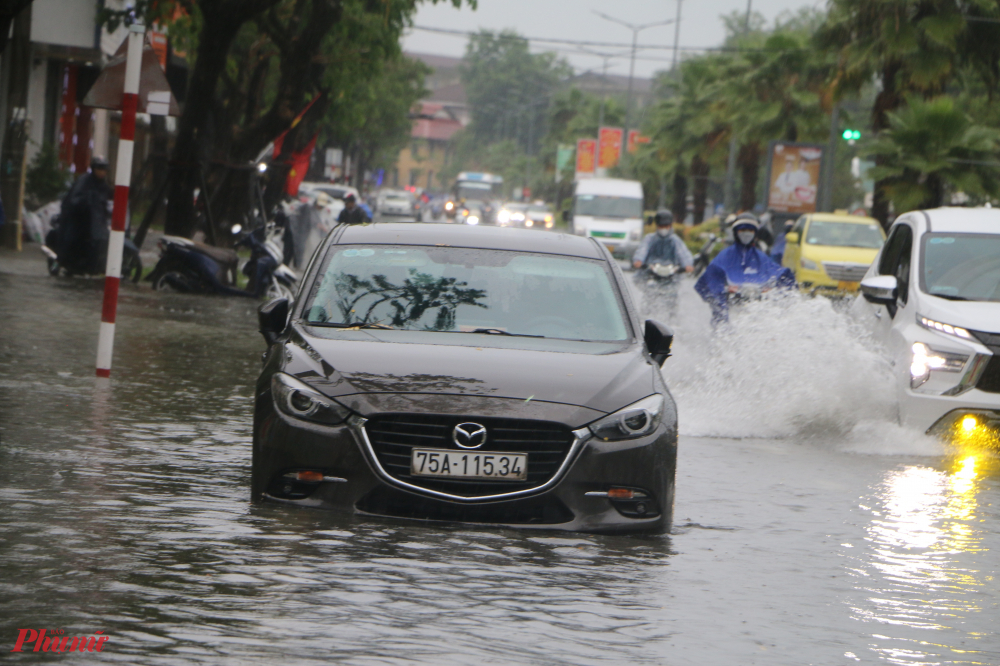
xmin=866 ymin=95 xmax=1000 ymax=211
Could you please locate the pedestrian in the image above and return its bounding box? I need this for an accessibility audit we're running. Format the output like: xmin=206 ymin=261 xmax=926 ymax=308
xmin=337 ymin=193 xmax=370 ymax=225
xmin=54 ymin=156 xmax=112 ymax=274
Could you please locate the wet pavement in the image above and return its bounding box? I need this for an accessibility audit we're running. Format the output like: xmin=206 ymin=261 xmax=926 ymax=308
xmin=1 ymin=251 xmax=998 ymax=665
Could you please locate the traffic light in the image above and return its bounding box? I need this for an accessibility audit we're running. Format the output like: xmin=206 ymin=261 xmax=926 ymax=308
xmin=841 ymin=129 xmax=861 ymax=141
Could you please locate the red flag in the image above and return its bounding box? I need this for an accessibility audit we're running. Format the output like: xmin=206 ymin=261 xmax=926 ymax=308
xmin=284 ymin=133 xmax=318 ymax=196
xmin=272 ymin=94 xmax=322 ymax=156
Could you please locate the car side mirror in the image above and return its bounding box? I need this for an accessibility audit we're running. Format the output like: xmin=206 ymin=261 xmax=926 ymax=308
xmin=644 ymin=319 xmax=674 ymax=366
xmin=784 ymin=231 xmax=799 ymax=244
xmin=259 ymin=297 xmax=290 ymax=345
xmin=860 ymin=275 xmax=898 ymax=306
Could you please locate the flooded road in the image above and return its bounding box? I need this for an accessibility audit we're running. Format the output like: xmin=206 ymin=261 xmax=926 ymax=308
xmin=1 ymin=263 xmax=999 ymax=665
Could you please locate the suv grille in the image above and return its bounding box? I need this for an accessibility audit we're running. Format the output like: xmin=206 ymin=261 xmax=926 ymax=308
xmin=970 ymin=330 xmax=1000 ymax=394
xmin=364 ymin=414 xmax=575 ymax=498
xmin=821 ymin=262 xmax=869 ymax=282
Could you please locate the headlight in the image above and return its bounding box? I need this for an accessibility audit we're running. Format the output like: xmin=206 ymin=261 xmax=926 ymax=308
xmin=467 ymin=215 xmax=479 ymax=225
xmin=918 ymin=315 xmax=974 ymax=340
xmin=498 ymin=210 xmax=510 ymax=223
xmin=445 ymin=201 xmax=454 ymax=211
xmin=800 ymin=257 xmax=818 ymax=270
xmin=525 ymin=219 xmax=533 ymax=227
xmin=544 ymin=214 xmax=553 ymax=223
xmin=910 ymin=342 xmax=967 ymax=389
xmin=272 ymin=373 xmax=350 ymax=425
xmin=588 ymin=395 xmax=665 ymax=441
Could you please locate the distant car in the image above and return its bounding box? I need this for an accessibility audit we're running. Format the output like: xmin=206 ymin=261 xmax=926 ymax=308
xmin=782 ymin=212 xmax=885 ymax=294
xmin=253 ymin=223 xmax=678 ymax=533
xmin=300 ymin=182 xmax=360 ymax=203
xmin=524 ymin=203 xmax=555 ymax=230
xmin=852 ymin=207 xmax=1000 ymax=436
xmin=376 ymin=190 xmax=415 ymax=218
xmin=497 ymin=203 xmax=528 ymax=227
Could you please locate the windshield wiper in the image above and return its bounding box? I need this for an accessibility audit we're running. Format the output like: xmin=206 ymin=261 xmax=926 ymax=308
xmin=309 ymin=322 xmax=395 ymax=329
xmin=468 ymin=328 xmax=545 ymax=338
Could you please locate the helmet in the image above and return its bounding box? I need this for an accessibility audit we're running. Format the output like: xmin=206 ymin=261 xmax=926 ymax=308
xmin=344 ymin=193 xmax=356 ymax=203
xmin=90 ymin=155 xmax=109 ymax=170
xmin=314 ymin=193 xmax=332 ymax=207
xmin=731 ymin=212 xmax=760 ymax=231
xmin=655 ymin=209 xmax=674 ymax=226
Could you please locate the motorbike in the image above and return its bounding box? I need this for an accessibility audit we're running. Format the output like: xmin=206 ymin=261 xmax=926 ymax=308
xmin=147 ymin=221 xmax=297 ymax=301
xmin=635 ymin=261 xmax=685 ymax=316
xmin=41 ymin=216 xmax=143 ymax=283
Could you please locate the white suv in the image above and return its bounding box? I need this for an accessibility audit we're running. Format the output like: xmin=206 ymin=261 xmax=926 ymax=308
xmin=852 ymin=207 xmax=1000 ymax=435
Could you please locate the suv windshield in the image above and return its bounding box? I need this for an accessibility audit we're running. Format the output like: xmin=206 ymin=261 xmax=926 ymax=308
xmin=921 ymin=233 xmax=1000 ymax=302
xmin=574 ymin=195 xmax=642 ymax=219
xmin=805 ymin=220 xmax=884 ymax=248
xmin=304 ymin=245 xmax=629 ymax=341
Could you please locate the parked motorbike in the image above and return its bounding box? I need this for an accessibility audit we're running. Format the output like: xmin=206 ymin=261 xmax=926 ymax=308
xmin=41 ymin=220 xmax=142 ymax=283
xmin=147 ymin=222 xmax=297 ymax=301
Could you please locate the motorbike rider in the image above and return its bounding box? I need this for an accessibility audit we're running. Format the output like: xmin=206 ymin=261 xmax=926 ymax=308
xmin=337 ymin=193 xmax=370 ymax=225
xmin=632 ymin=210 xmax=694 ymax=273
xmin=53 ymin=155 xmax=112 ymax=274
xmin=695 ymin=212 xmax=795 ymax=323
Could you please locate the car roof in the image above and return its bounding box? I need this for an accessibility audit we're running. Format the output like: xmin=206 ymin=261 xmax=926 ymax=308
xmin=332 ymin=223 xmax=605 ymax=259
xmin=808 ymin=213 xmax=880 ymax=225
xmin=920 ymin=207 xmax=1000 ymax=234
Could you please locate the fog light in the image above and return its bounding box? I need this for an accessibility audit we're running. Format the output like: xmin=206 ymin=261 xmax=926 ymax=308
xmin=297 ymin=470 xmax=324 ymax=482
xmin=607 ymin=488 xmax=634 ymax=499
xmin=962 ymin=416 xmax=978 ymax=432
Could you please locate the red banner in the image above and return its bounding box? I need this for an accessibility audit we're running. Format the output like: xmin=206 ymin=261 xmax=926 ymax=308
xmin=627 ymin=130 xmax=650 ymax=154
xmin=575 ymin=139 xmax=596 ymax=176
xmin=598 ymin=127 xmax=623 ymax=169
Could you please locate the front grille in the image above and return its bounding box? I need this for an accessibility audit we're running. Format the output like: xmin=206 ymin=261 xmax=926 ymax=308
xmin=821 ymin=262 xmax=869 ymax=282
xmin=357 ymin=486 xmax=574 ymax=525
xmin=364 ymin=414 xmax=575 ymax=497
xmin=970 ymin=329 xmax=1000 ymax=394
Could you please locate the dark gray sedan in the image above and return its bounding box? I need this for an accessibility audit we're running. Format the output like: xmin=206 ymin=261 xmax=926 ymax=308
xmin=253 ymin=223 xmax=678 ymax=533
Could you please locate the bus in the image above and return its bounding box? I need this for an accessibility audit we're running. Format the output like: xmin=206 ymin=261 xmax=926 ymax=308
xmin=570 ymin=178 xmax=645 ymax=257
xmin=445 ymin=172 xmax=504 ymax=223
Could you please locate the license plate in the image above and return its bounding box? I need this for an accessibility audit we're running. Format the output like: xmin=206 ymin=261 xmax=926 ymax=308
xmin=838 ymin=280 xmax=860 ymax=291
xmin=410 ymin=448 xmax=527 ymax=480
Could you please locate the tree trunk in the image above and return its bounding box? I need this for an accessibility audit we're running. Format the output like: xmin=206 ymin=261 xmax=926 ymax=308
xmin=164 ymin=0 xmax=279 ymax=238
xmin=671 ymin=170 xmax=687 ymax=224
xmin=737 ymin=141 xmax=761 ymax=212
xmin=871 ymin=61 xmax=902 ymax=229
xmin=691 ymin=154 xmax=709 ymax=224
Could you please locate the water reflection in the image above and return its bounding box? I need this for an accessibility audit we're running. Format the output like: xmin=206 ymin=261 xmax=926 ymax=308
xmin=850 ymin=455 xmax=999 ymax=664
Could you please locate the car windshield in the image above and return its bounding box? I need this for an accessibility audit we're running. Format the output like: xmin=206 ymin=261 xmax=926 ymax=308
xmin=384 ymin=194 xmax=409 ymax=202
xmin=921 ymin=233 xmax=1000 ymax=302
xmin=805 ymin=221 xmax=884 ymax=248
xmin=575 ymin=194 xmax=642 ymax=219
xmin=457 ymin=183 xmax=493 ymax=201
xmin=528 ymin=205 xmax=550 ymax=214
xmin=304 ymin=245 xmax=629 ymax=341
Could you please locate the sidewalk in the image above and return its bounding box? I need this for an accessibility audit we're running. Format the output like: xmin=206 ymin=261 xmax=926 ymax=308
xmin=0 ymin=232 xmax=164 ymax=279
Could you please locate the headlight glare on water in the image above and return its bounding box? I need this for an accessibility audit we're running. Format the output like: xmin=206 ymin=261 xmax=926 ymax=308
xmin=589 ymin=395 xmax=665 ymax=441
xmin=272 ymin=373 xmax=350 ymax=425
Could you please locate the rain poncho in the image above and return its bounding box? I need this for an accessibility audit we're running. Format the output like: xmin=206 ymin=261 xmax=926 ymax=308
xmin=695 ymin=237 xmax=795 ymax=320
xmin=632 ymin=232 xmax=694 ymax=268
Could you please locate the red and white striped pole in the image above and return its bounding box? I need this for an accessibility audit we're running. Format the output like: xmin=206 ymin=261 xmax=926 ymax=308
xmin=96 ymin=23 xmax=145 ymax=378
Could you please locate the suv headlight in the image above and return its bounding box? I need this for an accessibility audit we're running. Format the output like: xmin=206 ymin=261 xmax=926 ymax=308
xmin=910 ymin=342 xmax=968 ymax=389
xmin=272 ymin=373 xmax=350 ymax=425
xmin=589 ymin=395 xmax=665 ymax=441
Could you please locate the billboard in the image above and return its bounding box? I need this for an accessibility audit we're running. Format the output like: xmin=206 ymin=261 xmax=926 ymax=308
xmin=597 ymin=127 xmax=623 ymax=169
xmin=765 ymin=142 xmax=823 ymax=214
xmin=575 ymin=138 xmax=596 ymax=178
xmin=627 ymin=130 xmax=650 ymax=154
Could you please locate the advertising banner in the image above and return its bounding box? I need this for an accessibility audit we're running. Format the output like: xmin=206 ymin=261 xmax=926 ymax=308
xmin=556 ymin=144 xmax=574 ymax=182
xmin=627 ymin=130 xmax=650 ymax=154
xmin=575 ymin=139 xmax=596 ymax=178
xmin=765 ymin=142 xmax=824 ymax=214
xmin=597 ymin=127 xmax=623 ymax=169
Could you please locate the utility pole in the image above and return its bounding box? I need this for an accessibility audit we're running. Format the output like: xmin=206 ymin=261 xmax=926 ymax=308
xmin=723 ymin=0 xmax=754 ymax=213
xmin=578 ymin=47 xmax=628 ymax=128
xmin=672 ymin=0 xmax=683 ymax=71
xmin=820 ymin=102 xmax=840 ymax=212
xmin=594 ymin=11 xmax=674 ymax=170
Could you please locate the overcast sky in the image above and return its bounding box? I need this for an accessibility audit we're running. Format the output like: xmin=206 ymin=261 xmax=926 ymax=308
xmin=403 ymin=0 xmax=825 ymax=79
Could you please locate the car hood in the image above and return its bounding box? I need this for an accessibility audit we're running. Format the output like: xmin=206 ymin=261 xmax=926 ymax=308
xmin=802 ymin=245 xmax=880 ymax=264
xmin=283 ymin=328 xmax=657 ymax=416
xmin=920 ymin=297 xmax=1000 ymax=334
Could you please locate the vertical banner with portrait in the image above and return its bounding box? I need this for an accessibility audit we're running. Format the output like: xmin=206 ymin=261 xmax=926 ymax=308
xmin=575 ymin=139 xmax=596 ymax=179
xmin=765 ymin=142 xmax=824 ymax=214
xmin=597 ymin=127 xmax=623 ymax=169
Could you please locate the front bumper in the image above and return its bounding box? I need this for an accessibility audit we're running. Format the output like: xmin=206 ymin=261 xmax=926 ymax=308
xmin=902 ymin=387 xmax=1000 ymax=435
xmin=253 ymin=404 xmax=676 ymax=534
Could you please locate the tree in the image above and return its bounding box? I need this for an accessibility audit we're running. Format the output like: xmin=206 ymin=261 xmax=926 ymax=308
xmin=867 ymin=95 xmax=1000 ymax=211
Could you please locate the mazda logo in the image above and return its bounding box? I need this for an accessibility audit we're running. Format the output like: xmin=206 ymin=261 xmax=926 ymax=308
xmin=452 ymin=422 xmax=487 ymax=449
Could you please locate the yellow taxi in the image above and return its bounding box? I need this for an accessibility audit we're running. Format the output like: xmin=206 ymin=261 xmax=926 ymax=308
xmin=781 ymin=212 xmax=885 ymax=293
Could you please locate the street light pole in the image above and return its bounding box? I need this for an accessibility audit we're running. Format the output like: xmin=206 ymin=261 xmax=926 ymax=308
xmin=594 ymin=11 xmax=674 ymax=169
xmin=672 ymin=0 xmax=683 ymax=71
xmin=723 ymin=0 xmax=755 ymax=213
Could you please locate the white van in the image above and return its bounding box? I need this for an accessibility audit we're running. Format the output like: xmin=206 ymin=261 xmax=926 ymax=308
xmin=571 ymin=178 xmax=644 ymax=257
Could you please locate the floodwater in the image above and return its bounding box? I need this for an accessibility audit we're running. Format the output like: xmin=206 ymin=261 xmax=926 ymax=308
xmin=1 ymin=260 xmax=998 ymax=665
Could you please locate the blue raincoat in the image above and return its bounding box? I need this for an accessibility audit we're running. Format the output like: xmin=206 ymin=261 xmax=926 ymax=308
xmin=695 ymin=238 xmax=795 ymax=321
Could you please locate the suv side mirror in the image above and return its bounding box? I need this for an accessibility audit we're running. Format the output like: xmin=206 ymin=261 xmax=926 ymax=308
xmin=784 ymin=231 xmax=799 ymax=244
xmin=644 ymin=319 xmax=674 ymax=366
xmin=860 ymin=275 xmax=898 ymax=306
xmin=259 ymin=297 xmax=290 ymax=345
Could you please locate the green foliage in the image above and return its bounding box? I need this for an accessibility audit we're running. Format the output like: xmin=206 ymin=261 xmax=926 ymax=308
xmin=866 ymin=96 xmax=1000 ymax=211
xmin=25 ymin=143 xmax=70 ymax=207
